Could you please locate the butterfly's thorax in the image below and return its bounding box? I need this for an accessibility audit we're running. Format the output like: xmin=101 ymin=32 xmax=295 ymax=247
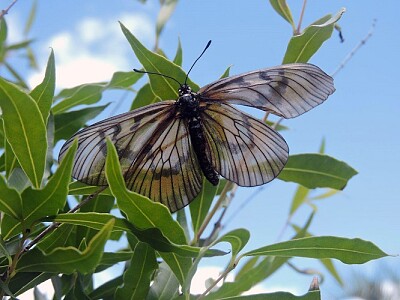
xmin=176 ymin=85 xmax=219 ymax=186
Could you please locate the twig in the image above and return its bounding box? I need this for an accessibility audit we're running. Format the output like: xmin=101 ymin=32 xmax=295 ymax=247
xmin=296 ymin=0 xmax=308 ymax=34
xmin=332 ymin=19 xmax=377 ymax=77
xmin=0 ymin=0 xmax=18 ymax=19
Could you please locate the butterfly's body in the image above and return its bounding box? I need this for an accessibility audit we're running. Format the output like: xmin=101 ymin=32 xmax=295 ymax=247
xmin=176 ymin=84 xmax=219 ymax=186
xmin=59 ymin=62 xmax=335 ymax=212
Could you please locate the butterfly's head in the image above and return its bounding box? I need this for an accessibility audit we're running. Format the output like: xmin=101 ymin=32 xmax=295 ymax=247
xmin=178 ymin=84 xmax=192 ymax=96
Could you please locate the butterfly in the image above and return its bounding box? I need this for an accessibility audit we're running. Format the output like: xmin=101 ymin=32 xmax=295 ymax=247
xmin=59 ymin=42 xmax=335 ymax=212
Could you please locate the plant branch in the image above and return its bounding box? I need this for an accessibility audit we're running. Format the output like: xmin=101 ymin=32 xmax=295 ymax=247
xmin=0 ymin=0 xmax=18 ymax=19
xmin=332 ymin=19 xmax=376 ymax=77
xmin=296 ymin=0 xmax=308 ymax=34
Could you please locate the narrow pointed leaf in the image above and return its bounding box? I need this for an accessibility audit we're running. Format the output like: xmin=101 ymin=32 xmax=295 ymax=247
xmin=278 ymin=154 xmax=357 ymax=190
xmin=173 ymin=39 xmax=183 ymax=66
xmin=120 ymin=22 xmax=199 ymax=101
xmin=115 ymin=242 xmax=157 ymax=299
xmin=21 ymin=141 xmax=77 ymax=226
xmin=289 ymin=185 xmax=309 ymax=216
xmin=156 ymin=0 xmax=178 ymax=39
xmin=0 ymin=78 xmax=47 ymax=188
xmin=52 ymin=83 xmax=104 ymax=114
xmin=130 ymin=82 xmax=160 ymax=110
xmin=269 ymin=0 xmax=295 ymax=31
xmin=244 ymin=236 xmax=389 ymax=264
xmin=30 ymin=49 xmax=55 ymax=123
xmin=0 ymin=175 xmax=22 ymax=220
xmin=107 ymin=71 xmax=143 ymax=89
xmin=105 ymin=139 xmax=192 ymax=284
xmin=283 ymin=8 xmax=346 ymax=63
xmin=16 ymin=220 xmax=114 ymax=274
xmin=210 ymin=289 xmax=320 ymax=299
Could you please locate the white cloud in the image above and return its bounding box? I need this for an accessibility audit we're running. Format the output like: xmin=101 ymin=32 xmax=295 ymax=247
xmin=28 ymin=12 xmax=154 ymax=89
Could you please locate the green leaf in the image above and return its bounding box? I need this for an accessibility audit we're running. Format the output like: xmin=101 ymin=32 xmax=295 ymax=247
xmin=105 ymin=139 xmax=192 ymax=285
xmin=219 ymin=65 xmax=232 ymax=79
xmin=190 ymin=177 xmax=220 ymax=235
xmin=68 ymin=181 xmax=112 ymax=196
xmin=173 ymin=38 xmax=183 ymax=66
xmin=5 ymin=39 xmax=34 ymax=51
xmin=0 ymin=175 xmax=23 ymax=220
xmin=8 ymin=272 xmax=53 ymax=297
xmin=289 ymin=185 xmax=309 ymax=216
xmin=156 ymin=0 xmax=178 ymax=39
xmin=30 ymin=49 xmax=55 ymax=123
xmin=97 ymin=251 xmax=133 ymax=272
xmin=244 ymin=236 xmax=389 ymax=264
xmin=0 ymin=78 xmax=47 ymax=188
xmin=24 ymin=0 xmax=37 ymax=35
xmin=52 ymin=83 xmax=104 ymax=114
xmin=278 ymin=154 xmax=357 ymax=190
xmin=216 ymin=229 xmax=250 ymax=259
xmin=120 ymin=22 xmax=199 ymax=100
xmin=283 ymin=8 xmax=346 ymax=63
xmin=130 ymin=82 xmax=160 ymax=110
xmin=21 ymin=140 xmax=77 ymax=227
xmin=107 ymin=71 xmax=143 ymax=89
xmin=16 ymin=219 xmax=114 ymax=273
xmin=37 ymin=223 xmax=76 ymax=252
xmin=115 ymin=242 xmax=157 ymax=299
xmin=0 ymin=17 xmax=7 ymax=44
xmin=147 ymin=262 xmax=179 ymax=300
xmin=269 ymin=0 xmax=295 ymax=31
xmin=54 ymin=104 xmax=109 ymax=142
xmin=89 ymin=276 xmax=124 ymax=299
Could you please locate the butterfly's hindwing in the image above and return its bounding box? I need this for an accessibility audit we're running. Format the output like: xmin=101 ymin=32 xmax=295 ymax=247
xmin=201 ymin=103 xmax=288 ymax=186
xmin=199 ymin=63 xmax=335 ymax=119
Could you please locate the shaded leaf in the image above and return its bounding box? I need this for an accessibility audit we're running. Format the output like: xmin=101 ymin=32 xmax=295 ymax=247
xmin=0 ymin=174 xmax=23 ymax=220
xmin=283 ymin=8 xmax=346 ymax=63
xmin=212 ymin=289 xmax=320 ymax=299
xmin=21 ymin=140 xmax=77 ymax=227
xmin=0 ymin=78 xmax=47 ymax=188
xmin=115 ymin=242 xmax=157 ymax=299
xmin=30 ymin=49 xmax=55 ymax=123
xmin=278 ymin=154 xmax=357 ymax=190
xmin=147 ymin=262 xmax=179 ymax=300
xmin=130 ymin=82 xmax=160 ymax=110
xmin=156 ymin=0 xmax=178 ymax=39
xmin=16 ymin=220 xmax=114 ymax=273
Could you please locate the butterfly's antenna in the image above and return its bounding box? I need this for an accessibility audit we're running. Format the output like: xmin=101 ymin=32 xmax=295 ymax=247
xmin=184 ymin=40 xmax=212 ymax=85
xmin=133 ymin=68 xmax=181 ymax=87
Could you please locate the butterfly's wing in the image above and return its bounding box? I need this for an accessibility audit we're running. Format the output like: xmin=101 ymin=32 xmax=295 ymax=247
xmin=201 ymin=103 xmax=288 ymax=186
xmin=198 ymin=63 xmax=335 ymax=119
xmin=58 ymin=101 xmax=203 ymax=212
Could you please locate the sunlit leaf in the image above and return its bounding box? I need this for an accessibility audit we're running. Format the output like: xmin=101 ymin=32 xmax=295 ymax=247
xmin=278 ymin=154 xmax=357 ymax=190
xmin=130 ymin=82 xmax=160 ymax=110
xmin=283 ymin=8 xmax=346 ymax=63
xmin=0 ymin=78 xmax=47 ymax=188
xmin=173 ymin=38 xmax=183 ymax=66
xmin=107 ymin=71 xmax=143 ymax=89
xmin=244 ymin=236 xmax=389 ymax=264
xmin=269 ymin=0 xmax=295 ymax=31
xmin=0 ymin=175 xmax=22 ymax=220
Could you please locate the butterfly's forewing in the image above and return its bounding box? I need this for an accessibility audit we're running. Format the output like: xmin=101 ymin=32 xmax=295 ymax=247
xmin=198 ymin=63 xmax=335 ymax=119
xmin=58 ymin=101 xmax=203 ymax=212
xmin=124 ymin=117 xmax=203 ymax=212
xmin=201 ymin=103 xmax=288 ymax=187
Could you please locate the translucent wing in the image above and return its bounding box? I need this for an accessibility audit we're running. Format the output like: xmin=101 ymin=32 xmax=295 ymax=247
xmin=199 ymin=63 xmax=335 ymax=119
xmin=58 ymin=101 xmax=202 ymax=212
xmin=201 ymin=103 xmax=288 ymax=186
xmin=124 ymin=117 xmax=203 ymax=212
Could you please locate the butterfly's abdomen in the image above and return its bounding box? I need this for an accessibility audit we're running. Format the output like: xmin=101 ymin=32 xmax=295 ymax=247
xmin=188 ymin=116 xmax=219 ymax=186
xmin=177 ymin=90 xmax=219 ymax=186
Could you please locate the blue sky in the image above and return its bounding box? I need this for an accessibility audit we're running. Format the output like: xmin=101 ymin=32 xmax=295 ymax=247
xmin=4 ymin=0 xmax=400 ymax=298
